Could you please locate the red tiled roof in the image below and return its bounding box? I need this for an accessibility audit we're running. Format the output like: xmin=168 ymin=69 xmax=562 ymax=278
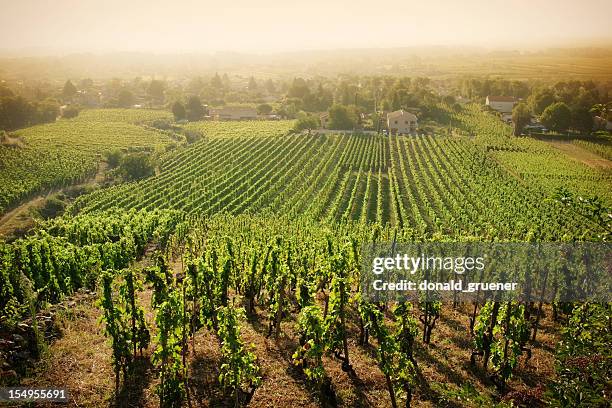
xmin=487 ymin=96 xmax=516 ymax=102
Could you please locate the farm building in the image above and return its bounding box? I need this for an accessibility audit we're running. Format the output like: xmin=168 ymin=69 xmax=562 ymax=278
xmin=210 ymin=106 xmax=258 ymax=120
xmin=387 ymin=110 xmax=418 ymax=134
xmin=485 ymin=96 xmax=516 ymax=113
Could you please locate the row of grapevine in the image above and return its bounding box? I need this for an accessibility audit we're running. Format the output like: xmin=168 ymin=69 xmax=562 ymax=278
xmin=0 ymin=109 xmax=174 ymax=214
xmin=69 ymin=128 xmax=606 ymax=241
xmin=0 ymin=208 xmax=182 ymax=323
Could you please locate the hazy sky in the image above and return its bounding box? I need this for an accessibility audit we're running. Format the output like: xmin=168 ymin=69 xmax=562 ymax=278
xmin=1 ymin=0 xmax=611 ymax=54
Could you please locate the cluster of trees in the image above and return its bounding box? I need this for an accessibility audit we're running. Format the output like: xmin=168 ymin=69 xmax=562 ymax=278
xmin=512 ymin=81 xmax=609 ymax=135
xmin=0 ymin=85 xmax=60 ymax=131
xmin=171 ymin=96 xmax=207 ymax=121
xmin=105 ymin=149 xmax=156 ymax=181
xmin=459 ymin=78 xmax=531 ymax=100
xmin=0 ymin=76 xmax=175 ymax=132
xmin=181 ymin=73 xmax=278 ymax=107
xmin=60 ymin=78 xmax=167 ymax=108
xmin=288 ymin=76 xmax=455 ymax=132
xmin=281 ymin=76 xmax=444 ymax=120
xmin=292 ymin=105 xmax=363 ymax=132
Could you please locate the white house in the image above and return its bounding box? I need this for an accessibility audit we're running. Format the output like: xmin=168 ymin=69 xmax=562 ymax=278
xmin=485 ymin=96 xmax=517 ymax=114
xmin=210 ymin=106 xmax=258 ymax=121
xmin=387 ymin=110 xmax=418 ymax=134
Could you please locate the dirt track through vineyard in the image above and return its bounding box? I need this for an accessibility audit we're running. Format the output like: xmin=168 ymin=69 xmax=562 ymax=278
xmin=547 ymin=140 xmax=612 ymax=170
xmin=0 ymin=161 xmax=108 ymax=238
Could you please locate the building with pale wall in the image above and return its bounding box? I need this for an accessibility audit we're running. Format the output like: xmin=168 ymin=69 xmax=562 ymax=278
xmin=210 ymin=106 xmax=258 ymax=120
xmin=485 ymin=96 xmax=517 ymax=114
xmin=387 ymin=110 xmax=418 ymax=134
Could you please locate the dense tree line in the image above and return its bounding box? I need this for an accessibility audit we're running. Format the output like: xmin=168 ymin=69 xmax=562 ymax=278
xmin=505 ymin=80 xmax=611 ymax=135
xmin=527 ymin=81 xmax=604 ymax=132
xmin=2 ymin=73 xmax=611 ymax=136
xmin=0 ymin=86 xmax=60 ymax=131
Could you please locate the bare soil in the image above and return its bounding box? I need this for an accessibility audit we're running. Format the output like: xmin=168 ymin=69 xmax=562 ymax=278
xmin=24 ymin=284 xmax=559 ymax=407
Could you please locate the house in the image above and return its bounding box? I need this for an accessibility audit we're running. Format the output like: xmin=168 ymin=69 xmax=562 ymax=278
xmin=319 ymin=112 xmax=329 ymax=128
xmin=485 ymin=96 xmax=516 ymax=114
xmin=209 ymin=106 xmax=258 ymax=121
xmin=387 ymin=110 xmax=418 ymax=134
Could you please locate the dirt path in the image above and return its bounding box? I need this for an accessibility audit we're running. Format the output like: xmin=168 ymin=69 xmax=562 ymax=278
xmin=546 ymin=140 xmax=612 ymax=170
xmin=0 ymin=161 xmax=108 ymax=239
xmin=0 ymin=196 xmax=47 ymax=237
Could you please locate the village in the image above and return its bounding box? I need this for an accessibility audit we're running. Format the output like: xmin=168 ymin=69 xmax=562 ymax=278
xmin=3 ymin=72 xmax=611 ymax=140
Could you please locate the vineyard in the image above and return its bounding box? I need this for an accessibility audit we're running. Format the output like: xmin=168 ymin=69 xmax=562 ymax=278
xmin=70 ymin=112 xmax=607 ymax=241
xmin=572 ymin=138 xmax=612 ymax=161
xmin=0 ymin=105 xmax=610 ymax=407
xmin=0 ymin=109 xmax=174 ymax=214
xmin=183 ymin=120 xmax=295 ymax=139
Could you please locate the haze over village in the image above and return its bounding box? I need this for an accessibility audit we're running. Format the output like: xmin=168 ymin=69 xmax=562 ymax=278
xmin=0 ymin=1 xmax=611 ymax=408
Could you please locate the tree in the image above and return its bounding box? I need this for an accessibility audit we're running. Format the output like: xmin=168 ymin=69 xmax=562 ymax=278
xmin=293 ymin=115 xmax=319 ymax=133
xmin=183 ymin=129 xmax=203 ymax=144
xmin=36 ymin=99 xmax=60 ymax=123
xmin=328 ymin=104 xmax=357 ymax=130
xmin=0 ymin=96 xmax=35 ymax=130
xmin=288 ymin=78 xmax=310 ymax=99
xmin=62 ymin=80 xmax=77 ymax=100
xmin=62 ymin=106 xmax=80 ymax=119
xmin=589 ymin=102 xmax=611 ymax=121
xmin=264 ymin=79 xmax=276 ymax=93
xmin=541 ymin=102 xmax=571 ymax=133
xmin=119 ymin=153 xmax=155 ymax=180
xmin=511 ymin=102 xmax=531 ymax=136
xmin=528 ymin=89 xmax=555 ymax=115
xmin=105 ymin=149 xmax=124 ymax=168
xmin=117 ymin=89 xmax=135 ymax=108
xmin=0 ymin=96 xmax=59 ymax=130
xmin=147 ymin=80 xmax=165 ymax=103
xmin=570 ymin=105 xmax=593 ymax=133
xmin=211 ymin=73 xmax=223 ymax=89
xmin=185 ymin=96 xmax=204 ymax=121
xmin=172 ymin=101 xmax=186 ymax=121
xmin=257 ymin=103 xmax=273 ymax=115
